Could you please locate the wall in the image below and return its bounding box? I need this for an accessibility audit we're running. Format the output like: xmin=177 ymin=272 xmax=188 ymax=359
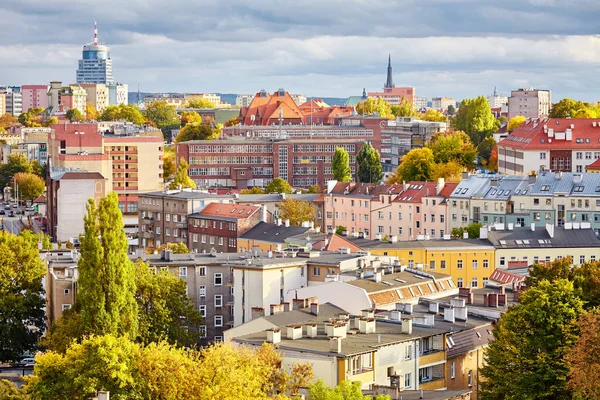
xmin=446 ymin=347 xmax=485 ymax=400
xmin=56 ymin=179 xmax=99 ymax=241
xmin=495 ymin=247 xmax=600 ymax=269
xmin=425 ymin=247 xmax=495 ymax=289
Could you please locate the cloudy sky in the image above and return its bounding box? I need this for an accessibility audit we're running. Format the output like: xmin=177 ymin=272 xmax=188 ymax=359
xmin=1 ymin=0 xmax=600 ymax=101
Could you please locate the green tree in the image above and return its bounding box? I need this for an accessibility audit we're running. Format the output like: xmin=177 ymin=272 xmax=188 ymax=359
xmin=356 ymin=98 xmax=393 ymax=119
xmin=0 ymin=154 xmax=32 ymax=193
xmin=308 ymin=379 xmax=375 ymax=400
xmin=186 ymin=98 xmax=216 ymax=108
xmin=40 ymin=307 xmax=84 ymax=353
xmin=454 ymin=96 xmax=498 ymax=146
xmin=335 ymin=226 xmax=346 ymax=236
xmin=144 ymin=100 xmax=180 ymax=135
xmin=421 ymin=109 xmax=446 ymax=122
xmin=179 ymin=110 xmax=202 ymax=127
xmin=387 ymin=148 xmax=435 ymax=183
xmin=100 ymin=104 xmax=146 ymax=125
xmin=307 ymin=184 xmax=321 ymax=194
xmin=65 ymin=108 xmax=83 ymax=122
xmin=135 ymin=261 xmax=203 ymax=347
xmin=240 ymin=186 xmax=265 ymax=194
xmin=477 ymin=137 xmax=496 ymax=167
xmin=78 ymin=193 xmax=138 ymax=339
xmin=507 ymin=115 xmax=526 ymax=132
xmin=0 ymin=379 xmax=28 ymax=399
xmin=265 ymin=177 xmax=292 ymax=194
xmin=332 ymin=147 xmax=352 ymax=182
xmin=447 ymin=104 xmax=455 ymax=116
xmin=391 ymin=96 xmax=417 ymax=118
xmin=0 ymin=231 xmax=46 ymax=363
xmin=12 ymin=172 xmax=45 ymax=201
xmin=277 ymin=198 xmax=316 ymax=226
xmin=174 ymin=123 xmax=218 ymax=143
xmin=433 ymin=160 xmax=464 ymax=183
xmin=162 ymin=146 xmax=176 ymax=182
xmin=426 ymin=129 xmax=476 ymax=169
xmin=18 ymin=108 xmax=44 ymax=127
xmin=567 ymin=310 xmax=600 ymax=398
xmin=480 ymin=279 xmax=584 ymax=400
xmin=155 ymin=242 xmax=189 ymax=254
xmin=84 ymin=103 xmax=99 ymax=121
xmin=168 ymin=158 xmax=196 ymax=190
xmin=29 ymin=160 xmax=45 ymax=179
xmin=42 ymin=116 xmax=58 ymax=127
xmin=356 ymin=142 xmax=383 ymax=183
xmin=549 ymin=98 xmax=597 ymax=118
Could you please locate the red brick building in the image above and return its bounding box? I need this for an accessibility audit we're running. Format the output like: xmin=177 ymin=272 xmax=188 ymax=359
xmin=188 ymin=203 xmax=262 ymax=253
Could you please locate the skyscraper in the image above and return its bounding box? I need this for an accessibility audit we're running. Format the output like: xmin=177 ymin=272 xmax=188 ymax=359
xmin=76 ymin=22 xmax=114 ymax=84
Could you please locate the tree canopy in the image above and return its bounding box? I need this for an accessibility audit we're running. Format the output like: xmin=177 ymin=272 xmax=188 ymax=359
xmin=240 ymin=186 xmax=265 ymax=194
xmin=186 ymin=98 xmax=217 ymax=108
xmin=169 ymin=158 xmax=196 ymax=190
xmin=277 ymin=198 xmax=316 ymax=226
xmin=507 ymin=115 xmax=526 ymax=132
xmin=308 ymin=379 xmax=381 ymax=400
xmin=390 ymin=97 xmax=417 ymax=118
xmin=420 ymin=109 xmax=446 ymax=122
xmin=426 ymin=129 xmax=476 ymax=169
xmin=13 ymin=172 xmax=45 ymax=201
xmin=549 ymin=98 xmax=599 ymax=118
xmin=65 ymin=108 xmax=83 ymax=122
xmin=0 ymin=154 xmax=38 ymax=191
xmin=0 ymin=113 xmax=18 ymax=131
xmin=332 ymin=147 xmax=352 ymax=182
xmin=0 ymin=231 xmax=46 ymax=363
xmin=387 ymin=148 xmax=436 ymax=183
xmin=567 ymin=310 xmax=600 ymax=398
xmin=265 ymin=177 xmax=292 ymax=194
xmin=18 ymin=108 xmax=45 ymax=127
xmin=356 ymin=142 xmax=383 ymax=183
xmin=100 ymin=104 xmax=146 ymax=125
xmin=162 ymin=146 xmax=176 ymax=182
xmin=356 ymin=98 xmax=393 ymax=119
xmin=144 ymin=101 xmax=181 ymax=138
xmin=454 ymin=96 xmax=499 ymax=146
xmin=174 ymin=123 xmax=219 ymax=143
xmin=85 ymin=103 xmax=99 ymax=121
xmin=477 ymin=137 xmax=496 ymax=168
xmin=179 ymin=110 xmax=202 ymax=126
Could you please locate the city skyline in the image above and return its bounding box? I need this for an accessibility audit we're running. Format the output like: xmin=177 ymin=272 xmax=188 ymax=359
xmin=1 ymin=1 xmax=600 ymax=101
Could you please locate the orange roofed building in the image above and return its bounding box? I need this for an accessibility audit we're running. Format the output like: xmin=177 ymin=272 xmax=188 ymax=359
xmin=240 ymin=89 xmax=354 ymax=126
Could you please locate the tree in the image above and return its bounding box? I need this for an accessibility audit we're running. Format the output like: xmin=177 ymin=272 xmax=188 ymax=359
xmin=487 ymin=146 xmax=498 ymax=172
xmin=0 ymin=231 xmax=46 ymax=363
xmin=42 ymin=116 xmax=58 ymax=127
xmin=567 ymin=311 xmax=600 ymax=398
xmin=277 ymin=198 xmax=316 ymax=226
xmin=168 ymin=158 xmax=196 ymax=190
xmin=240 ymin=186 xmax=265 ymax=194
xmin=387 ymin=148 xmax=435 ymax=183
xmin=162 ymin=146 xmax=176 ymax=182
xmin=332 ymin=147 xmax=352 ymax=182
xmin=174 ymin=123 xmax=218 ymax=143
xmin=0 ymin=379 xmax=28 ymax=399
xmin=84 ymin=103 xmax=99 ymax=121
xmin=454 ymin=96 xmax=498 ymax=146
xmin=155 ymin=242 xmax=189 ymax=254
xmin=307 ymin=185 xmax=321 ymax=194
xmin=0 ymin=113 xmax=18 ymax=131
xmin=507 ymin=115 xmax=526 ymax=132
xmin=433 ymin=160 xmax=464 ymax=183
xmin=450 ymin=222 xmax=482 ymax=239
xmin=18 ymin=108 xmax=44 ymax=127
xmin=480 ymin=280 xmax=584 ymax=399
xmin=356 ymin=98 xmax=393 ymax=119
xmin=65 ymin=108 xmax=83 ymax=122
xmin=265 ymin=177 xmax=292 ymax=194
xmin=426 ymin=129 xmax=476 ymax=169
xmin=447 ymin=104 xmax=455 ymax=116
xmin=421 ymin=109 xmax=446 ymax=122
xmin=308 ymin=379 xmax=376 ymax=400
xmin=179 ymin=110 xmax=202 ymax=127
xmin=225 ymin=116 xmax=240 ymax=127
xmin=135 ymin=260 xmax=203 ymax=347
xmin=549 ymin=98 xmax=597 ymax=118
xmin=100 ymin=104 xmax=146 ymax=125
xmin=78 ymin=193 xmax=138 ymax=339
xmin=144 ymin=100 xmax=180 ymax=135
xmin=186 ymin=98 xmax=216 ymax=108
xmin=477 ymin=137 xmax=496 ymax=167
xmin=391 ymin=96 xmax=417 ymax=118
xmin=335 ymin=226 xmax=346 ymax=235
xmin=356 ymin=142 xmax=383 ymax=183
xmin=0 ymin=154 xmax=32 ymax=193
xmin=12 ymin=173 xmax=45 ymax=201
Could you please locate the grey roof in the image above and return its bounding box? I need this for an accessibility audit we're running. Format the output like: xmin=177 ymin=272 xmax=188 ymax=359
xmin=262 ymin=303 xmax=348 ymax=326
xmin=140 ymin=190 xmax=235 ymax=200
xmin=237 ymin=194 xmax=320 ymax=202
xmin=449 ymin=174 xmax=493 ymax=199
xmin=346 ymin=237 xmax=494 ymax=250
xmin=240 ymin=222 xmax=310 ymax=244
xmin=132 ymin=251 xmax=268 ymax=266
xmin=446 ymin=324 xmax=493 ymax=357
xmin=481 ymin=176 xmax=531 ymax=199
xmin=487 ymin=226 xmax=600 ymax=248
xmin=346 ymin=271 xmax=453 ymax=293
xmin=529 ymin=171 xmax=600 ymax=196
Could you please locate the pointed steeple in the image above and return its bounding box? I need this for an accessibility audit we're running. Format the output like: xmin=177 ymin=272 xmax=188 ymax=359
xmin=493 ymin=86 xmax=498 ymax=96
xmin=93 ymin=20 xmax=98 ymax=45
xmin=385 ymin=54 xmax=394 ymax=89
xmin=362 ymin=88 xmax=367 ymax=100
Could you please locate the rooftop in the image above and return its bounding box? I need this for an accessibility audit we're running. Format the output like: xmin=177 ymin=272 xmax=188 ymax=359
xmin=487 ymin=226 xmax=600 ymax=248
xmin=240 ymin=221 xmax=311 ymax=244
xmin=346 ymin=237 xmax=494 ymax=251
xmin=140 ymin=190 xmax=235 ymax=200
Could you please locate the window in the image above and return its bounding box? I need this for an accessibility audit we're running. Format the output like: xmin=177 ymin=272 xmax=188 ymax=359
xmin=471 ymin=278 xmax=478 ymax=288
xmin=472 ymin=260 xmax=478 ymax=269
xmin=419 ymin=367 xmax=432 ymax=383
xmin=540 ymin=152 xmax=546 ymax=160
xmin=199 ymin=266 xmax=206 ymax=276
xmin=214 ymin=273 xmax=223 ymax=286
xmin=199 ymin=285 xmax=206 ymax=297
xmin=214 ymin=336 xmax=223 ymax=342
xmin=534 ymin=198 xmax=540 ymax=205
xmin=199 ymin=326 xmax=207 ymax=338
xmin=533 ymin=212 xmax=540 ymax=221
xmin=228 ymin=238 xmax=237 ymax=247
xmin=199 ymin=305 xmax=206 ymax=317
xmin=398 ymin=227 xmax=403 ymax=235
xmin=210 ymin=236 xmax=214 ymax=245
xmin=179 ymin=267 xmax=187 ymax=277
xmin=64 ymin=289 xmax=70 ymax=295
xmin=214 ymin=315 xmax=223 ymax=327
xmin=429 ymin=261 xmax=435 ymax=270
xmin=404 ymin=373 xmax=411 ymax=389
xmin=313 ymin=267 xmax=321 ymax=276
xmin=483 ymin=277 xmax=489 ymax=286
xmin=214 ymin=295 xmax=223 ymax=307
xmin=193 ymin=233 xmax=198 ymax=243
xmin=218 ymin=237 xmax=224 ymax=246
xmin=165 ymin=213 xmax=170 ymax=222
xmin=440 ymin=260 xmax=446 ymax=269
xmin=483 ymin=259 xmax=489 ymax=268
xmin=580 ymin=255 xmax=586 ymax=264
xmin=405 ymin=344 xmax=412 ymax=360
xmin=201 ymin=235 xmax=207 ymax=243
xmin=468 ymin=370 xmax=473 ymax=387
xmin=500 ymin=256 xmax=505 ymax=266
xmin=457 ymin=260 xmax=463 ymax=269
xmin=451 ymin=362 xmax=455 ymax=379
xmin=457 ymin=278 xmax=463 ymax=288
xmin=165 ymin=228 xmax=171 ymax=236
xmin=62 ymin=304 xmax=72 ymax=311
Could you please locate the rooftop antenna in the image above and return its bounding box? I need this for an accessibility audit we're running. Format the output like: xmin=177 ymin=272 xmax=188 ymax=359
xmin=93 ymin=20 xmax=98 ymax=45
xmin=137 ymin=83 xmax=141 ymax=106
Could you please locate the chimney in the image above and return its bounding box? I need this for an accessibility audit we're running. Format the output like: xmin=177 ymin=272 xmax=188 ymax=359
xmin=359 ymin=317 xmax=376 ymax=334
xmin=528 ymin=174 xmax=537 ymax=184
xmin=391 ymin=310 xmax=401 ymax=321
xmin=292 ymin=298 xmax=306 ymax=310
xmin=261 ymin=204 xmax=268 ymax=223
xmin=310 ymin=302 xmax=319 ymax=316
xmin=396 ymin=303 xmax=413 ymax=314
xmin=286 ymin=324 xmax=303 ymax=340
xmin=458 ymin=287 xmax=472 ymax=297
xmin=270 ymin=304 xmax=284 ymax=315
xmin=362 ymin=309 xmax=375 ymax=318
xmin=329 ymin=337 xmax=342 ymax=353
xmin=463 ymin=231 xmax=469 ymax=239
xmin=455 ymin=306 xmax=468 ymax=322
xmin=97 ymin=392 xmax=109 ymax=400
xmin=305 ymin=323 xmax=317 ymax=338
xmin=451 ymin=297 xmax=466 ymax=308
xmin=277 ymin=218 xmax=282 ymax=226
xmin=282 ymin=302 xmax=291 ymax=312
xmin=429 ymin=303 xmax=439 ymax=314
xmin=531 ymin=222 xmax=536 ymax=232
xmin=251 ymin=307 xmax=265 ymax=320
xmin=444 ymin=307 xmax=455 ymax=323
xmin=499 ymin=286 xmax=505 ymax=295
xmin=285 ymin=219 xmax=290 ymax=227
xmin=436 ymin=177 xmax=445 ymax=195
xmin=461 ymin=171 xmax=469 ymax=180
xmin=401 ymin=317 xmax=413 ymax=334
xmin=403 ymin=180 xmax=407 ymax=191
xmin=374 ymin=271 xmax=382 ymax=283
xmin=266 ymin=328 xmax=281 ymax=344
xmin=491 ymin=179 xmax=498 ymax=187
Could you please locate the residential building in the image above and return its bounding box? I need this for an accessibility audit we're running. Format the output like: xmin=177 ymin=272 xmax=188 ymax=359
xmin=138 ymin=190 xmax=235 ymax=249
xmin=238 ymin=221 xmax=311 ymax=252
xmin=368 ymin=55 xmax=415 ymax=106
xmin=144 ymin=93 xmax=185 ymax=108
xmin=45 ymin=251 xmax=78 ymax=325
xmin=235 ymin=94 xmax=255 ymax=107
xmin=107 ymin=83 xmax=128 ymax=105
xmin=47 ymin=82 xmax=87 ymax=114
xmin=507 ymin=88 xmax=551 ymax=120
xmin=80 ymin=83 xmax=109 ymax=112
xmin=0 ymin=93 xmax=5 ymax=115
xmin=0 ymin=86 xmax=22 ymax=116
xmin=76 ymin=22 xmax=114 ymax=84
xmin=586 ymin=157 xmax=600 ymax=173
xmin=413 ymin=97 xmax=428 ymax=111
xmin=291 ymin=94 xmax=307 ymax=106
xmin=486 ymin=87 xmax=508 ymax=109
xmin=185 ymin=93 xmax=223 ymax=107
xmin=236 ymin=193 xmax=323 ymax=227
xmin=46 ymin=167 xmax=107 ymax=241
xmin=188 ymin=203 xmax=262 ymax=253
xmin=431 ymin=97 xmax=455 ymax=111
xmin=16 ymin=142 xmax=48 ymax=165
xmin=497 ymin=118 xmax=600 ymax=175
xmin=21 ymin=84 xmax=48 ymax=112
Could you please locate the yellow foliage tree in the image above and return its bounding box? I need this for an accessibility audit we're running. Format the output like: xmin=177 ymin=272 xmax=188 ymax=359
xmin=85 ymin=103 xmax=99 ymax=121
xmin=507 ymin=115 xmax=526 ymax=132
xmin=277 ymin=198 xmax=316 ymax=226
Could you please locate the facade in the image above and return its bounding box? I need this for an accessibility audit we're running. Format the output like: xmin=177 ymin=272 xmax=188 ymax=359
xmin=291 ymin=94 xmax=307 ymax=106
xmin=47 ymin=82 xmax=87 ymax=114
xmin=76 ymin=23 xmax=114 ymax=84
xmin=21 ymin=85 xmax=48 ymax=112
xmin=46 ymin=168 xmax=106 ymax=241
xmin=507 ymin=88 xmax=551 ymax=120
xmin=107 ymin=84 xmax=128 ymax=105
xmin=431 ymin=97 xmax=455 ymax=111
xmin=0 ymin=86 xmax=23 ymax=116
xmin=45 ymin=252 xmax=78 ymax=325
xmin=497 ymin=118 xmax=600 ymax=175
xmin=235 ymin=94 xmax=254 ymax=107
xmin=144 ymin=93 xmax=185 ymax=108
xmin=80 ymin=83 xmax=109 ymax=112
xmin=238 ymin=221 xmax=311 ymax=252
xmin=0 ymin=93 xmax=5 ymax=115
xmin=413 ymin=97 xmax=428 ymax=110
xmin=188 ymin=203 xmax=262 ymax=253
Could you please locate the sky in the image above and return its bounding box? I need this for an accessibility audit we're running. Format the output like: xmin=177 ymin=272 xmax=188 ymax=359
xmin=1 ymin=0 xmax=600 ymax=101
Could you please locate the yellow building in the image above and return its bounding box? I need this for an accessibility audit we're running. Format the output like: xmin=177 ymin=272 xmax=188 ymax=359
xmin=350 ymin=238 xmax=495 ymax=289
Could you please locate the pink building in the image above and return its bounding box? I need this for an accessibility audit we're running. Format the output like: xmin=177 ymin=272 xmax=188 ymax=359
xmin=22 ymin=85 xmax=49 ymax=112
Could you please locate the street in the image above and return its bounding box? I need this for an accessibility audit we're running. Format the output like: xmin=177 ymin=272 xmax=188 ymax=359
xmin=0 ymin=205 xmax=25 ymax=235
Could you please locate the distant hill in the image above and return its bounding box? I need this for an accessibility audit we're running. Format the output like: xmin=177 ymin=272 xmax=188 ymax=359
xmin=128 ymin=93 xmax=349 ymax=107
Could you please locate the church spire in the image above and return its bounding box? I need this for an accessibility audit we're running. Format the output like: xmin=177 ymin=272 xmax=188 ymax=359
xmin=385 ymin=54 xmax=394 ymax=88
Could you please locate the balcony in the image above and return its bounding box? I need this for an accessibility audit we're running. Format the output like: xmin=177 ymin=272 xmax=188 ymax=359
xmin=175 ymin=222 xmax=188 ymax=229
xmin=125 ymin=150 xmax=138 ymax=154
xmin=125 ymin=158 xmax=138 ymax=163
xmin=141 ymin=231 xmax=155 ymax=238
xmin=419 ymin=377 xmax=446 ymax=390
xmin=418 ymin=350 xmax=445 ymax=367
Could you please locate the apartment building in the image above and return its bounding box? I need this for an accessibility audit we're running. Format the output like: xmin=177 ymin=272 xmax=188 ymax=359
xmin=21 ymin=84 xmax=49 ymax=112
xmin=236 ymin=193 xmax=323 ymax=228
xmin=0 ymin=86 xmax=22 ymax=116
xmin=497 ymin=118 xmax=600 ymax=175
xmin=80 ymin=83 xmax=109 ymax=112
xmin=45 ymin=251 xmax=78 ymax=325
xmin=47 ymin=82 xmax=87 ymax=114
xmin=235 ymin=94 xmax=254 ymax=107
xmin=138 ymin=190 xmax=235 ymax=249
xmin=188 ymin=203 xmax=262 ymax=253
xmin=431 ymin=97 xmax=455 ymax=111
xmin=507 ymin=88 xmax=551 ymax=120
xmin=185 ymin=93 xmax=222 ymax=107
xmin=238 ymin=221 xmax=311 ymax=252
xmin=413 ymin=97 xmax=428 ymax=110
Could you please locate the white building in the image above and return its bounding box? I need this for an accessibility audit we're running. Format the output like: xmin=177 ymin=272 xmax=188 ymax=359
xmin=486 ymin=87 xmax=508 ymax=108
xmin=236 ymin=94 xmax=255 ymax=107
xmin=0 ymin=86 xmax=22 ymax=116
xmin=413 ymin=97 xmax=428 ymax=110
xmin=508 ymin=88 xmax=551 ymax=120
xmin=108 ymin=84 xmax=128 ymax=106
xmin=291 ymin=94 xmax=308 ymax=106
xmin=431 ymin=97 xmax=455 ymax=111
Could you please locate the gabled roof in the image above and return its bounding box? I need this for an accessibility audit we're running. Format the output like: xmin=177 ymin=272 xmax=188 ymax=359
xmin=192 ymin=203 xmax=260 ymax=221
xmin=240 ymin=222 xmax=310 ymax=244
xmin=312 ymin=233 xmax=363 ymax=253
xmin=33 ymin=195 xmax=46 ymax=203
xmin=497 ymin=118 xmax=600 ymax=150
xmin=586 ymin=157 xmax=600 ymax=171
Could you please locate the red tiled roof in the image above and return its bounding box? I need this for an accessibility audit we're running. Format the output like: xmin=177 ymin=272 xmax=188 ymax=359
xmin=437 ymin=182 xmax=459 ymax=198
xmin=312 ymin=233 xmax=363 ymax=252
xmin=489 ymin=268 xmax=527 ymax=284
xmin=33 ymin=195 xmax=46 ymax=203
xmin=497 ymin=118 xmax=600 ymax=150
xmin=198 ymin=203 xmax=260 ymax=219
xmin=586 ymin=158 xmax=600 ymax=171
